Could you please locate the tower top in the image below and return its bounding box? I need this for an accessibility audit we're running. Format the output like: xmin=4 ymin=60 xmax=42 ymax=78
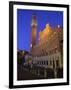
xmin=31 ymin=14 xmax=37 ymax=26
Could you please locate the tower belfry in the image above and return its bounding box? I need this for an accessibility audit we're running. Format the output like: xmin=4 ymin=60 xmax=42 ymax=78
xmin=30 ymin=14 xmax=37 ymax=49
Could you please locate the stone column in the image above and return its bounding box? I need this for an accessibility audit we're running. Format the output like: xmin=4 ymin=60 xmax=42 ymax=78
xmin=44 ymin=66 xmax=47 ymax=78
xmin=59 ymin=54 xmax=62 ymax=68
xmin=53 ymin=59 xmax=57 ymax=78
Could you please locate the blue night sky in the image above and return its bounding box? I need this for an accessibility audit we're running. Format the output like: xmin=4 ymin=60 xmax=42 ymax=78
xmin=17 ymin=9 xmax=63 ymax=51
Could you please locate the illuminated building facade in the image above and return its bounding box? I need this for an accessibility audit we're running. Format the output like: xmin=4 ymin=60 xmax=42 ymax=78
xmin=30 ymin=15 xmax=63 ymax=76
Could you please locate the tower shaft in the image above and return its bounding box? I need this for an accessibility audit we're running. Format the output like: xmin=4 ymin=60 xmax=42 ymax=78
xmin=30 ymin=15 xmax=37 ymax=49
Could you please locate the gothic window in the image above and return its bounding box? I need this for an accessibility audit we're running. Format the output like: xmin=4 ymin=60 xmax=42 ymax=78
xmin=46 ymin=61 xmax=48 ymax=65
xmin=42 ymin=61 xmax=43 ymax=65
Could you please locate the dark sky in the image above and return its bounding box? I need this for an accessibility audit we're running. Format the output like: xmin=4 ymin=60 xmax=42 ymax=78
xmin=17 ymin=9 xmax=63 ymax=51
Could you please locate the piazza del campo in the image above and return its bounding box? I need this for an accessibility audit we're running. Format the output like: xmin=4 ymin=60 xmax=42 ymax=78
xmin=17 ymin=14 xmax=63 ymax=80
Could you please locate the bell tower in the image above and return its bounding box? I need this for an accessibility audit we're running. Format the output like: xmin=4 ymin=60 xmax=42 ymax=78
xmin=30 ymin=14 xmax=37 ymax=49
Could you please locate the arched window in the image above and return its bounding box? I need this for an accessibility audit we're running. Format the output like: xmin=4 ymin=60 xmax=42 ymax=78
xmin=46 ymin=61 xmax=48 ymax=65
